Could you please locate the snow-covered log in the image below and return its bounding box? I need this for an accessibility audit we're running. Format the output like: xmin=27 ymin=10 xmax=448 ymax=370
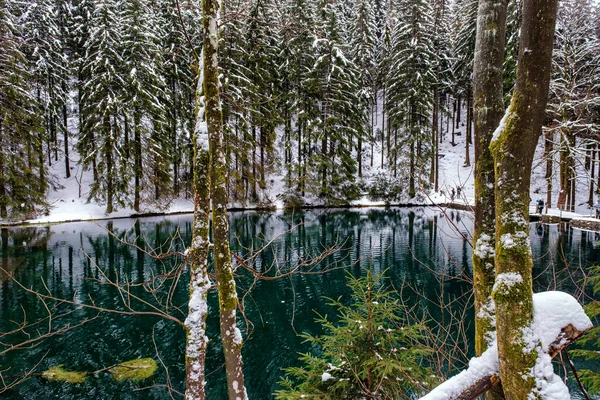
xmin=420 ymin=291 xmax=593 ymax=400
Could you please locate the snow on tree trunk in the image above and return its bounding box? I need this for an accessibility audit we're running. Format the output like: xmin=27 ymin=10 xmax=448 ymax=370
xmin=202 ymin=0 xmax=248 ymax=399
xmin=185 ymin=53 xmax=211 ymax=400
xmin=472 ymin=4 xmax=508 ymax=400
xmin=420 ymin=291 xmax=592 ymax=400
xmin=489 ymin=0 xmax=558 ymax=398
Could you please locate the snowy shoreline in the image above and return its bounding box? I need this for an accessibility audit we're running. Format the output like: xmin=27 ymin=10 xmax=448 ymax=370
xmin=0 ymin=199 xmax=475 ymax=228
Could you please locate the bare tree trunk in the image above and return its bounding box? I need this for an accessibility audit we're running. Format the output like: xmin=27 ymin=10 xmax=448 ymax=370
xmin=472 ymin=2 xmax=508 ymax=398
xmin=589 ymin=145 xmax=595 ymax=206
xmin=63 ymin=103 xmax=70 ymax=179
xmin=490 ymin=0 xmax=558 ymax=398
xmin=452 ymin=99 xmax=456 ymax=146
xmin=544 ymin=129 xmax=553 ymax=207
xmin=203 ymin=0 xmax=247 ymax=398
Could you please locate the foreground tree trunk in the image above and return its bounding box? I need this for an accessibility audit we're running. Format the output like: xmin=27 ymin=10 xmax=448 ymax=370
xmin=185 ymin=57 xmax=212 ymax=400
xmin=203 ymin=0 xmax=247 ymax=399
xmin=489 ymin=0 xmax=558 ymax=398
xmin=471 ymin=2 xmax=508 ymax=399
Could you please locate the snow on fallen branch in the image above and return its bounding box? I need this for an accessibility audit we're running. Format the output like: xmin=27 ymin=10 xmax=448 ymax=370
xmin=420 ymin=291 xmax=593 ymax=400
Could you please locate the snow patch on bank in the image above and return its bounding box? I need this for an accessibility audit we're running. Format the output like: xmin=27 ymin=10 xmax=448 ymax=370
xmin=420 ymin=291 xmax=592 ymax=400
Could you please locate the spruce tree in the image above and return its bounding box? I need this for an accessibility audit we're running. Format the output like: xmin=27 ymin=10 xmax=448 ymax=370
xmin=386 ymin=0 xmax=436 ymax=198
xmin=23 ymin=0 xmax=70 ymax=175
xmin=547 ymin=0 xmax=600 ymax=211
xmin=78 ymin=0 xmax=128 ymax=213
xmin=122 ymin=0 xmax=170 ymax=210
xmin=311 ymin=0 xmax=365 ymax=201
xmin=0 ymin=0 xmax=46 ymax=219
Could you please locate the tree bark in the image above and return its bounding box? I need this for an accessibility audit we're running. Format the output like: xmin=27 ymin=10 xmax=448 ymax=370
xmin=489 ymin=0 xmax=558 ymax=398
xmin=185 ymin=59 xmax=212 ymax=400
xmin=544 ymin=130 xmax=553 ymax=207
xmin=472 ymin=3 xmax=508 ymax=400
xmin=202 ymin=0 xmax=247 ymax=398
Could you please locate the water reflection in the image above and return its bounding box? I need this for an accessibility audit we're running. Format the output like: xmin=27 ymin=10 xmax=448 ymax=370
xmin=0 ymin=208 xmax=597 ymax=399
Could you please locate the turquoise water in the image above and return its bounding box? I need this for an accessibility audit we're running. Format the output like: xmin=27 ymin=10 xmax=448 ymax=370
xmin=0 ymin=208 xmax=597 ymax=399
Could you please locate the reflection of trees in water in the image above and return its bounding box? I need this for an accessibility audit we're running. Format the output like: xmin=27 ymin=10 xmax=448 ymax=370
xmin=0 ymin=211 xmax=597 ymax=398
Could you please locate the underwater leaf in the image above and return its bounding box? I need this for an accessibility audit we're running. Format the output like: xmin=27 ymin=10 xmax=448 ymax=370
xmin=109 ymin=358 xmax=158 ymax=382
xmin=42 ymin=364 xmax=86 ymax=384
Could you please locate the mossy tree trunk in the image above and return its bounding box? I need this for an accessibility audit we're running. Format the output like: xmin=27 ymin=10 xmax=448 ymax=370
xmin=489 ymin=0 xmax=557 ymax=398
xmin=202 ymin=0 xmax=248 ymax=399
xmin=185 ymin=60 xmax=212 ymax=399
xmin=472 ymin=2 xmax=508 ymax=399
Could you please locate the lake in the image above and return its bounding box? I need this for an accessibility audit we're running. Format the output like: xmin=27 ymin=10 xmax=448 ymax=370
xmin=0 ymin=207 xmax=597 ymax=399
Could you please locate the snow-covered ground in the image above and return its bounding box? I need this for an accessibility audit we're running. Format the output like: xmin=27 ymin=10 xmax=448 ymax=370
xmin=2 ymin=100 xmax=596 ymax=227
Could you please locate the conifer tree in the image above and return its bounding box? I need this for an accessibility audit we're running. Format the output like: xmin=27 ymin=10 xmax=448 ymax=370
xmin=158 ymin=0 xmax=200 ymax=197
xmin=311 ymin=0 xmax=365 ymax=201
xmin=281 ymin=0 xmax=318 ymax=196
xmin=0 ymin=0 xmax=46 ymax=219
xmin=547 ymin=0 xmax=600 ymax=211
xmin=386 ymin=0 xmax=436 ymax=198
xmin=122 ymin=0 xmax=170 ymax=210
xmin=23 ymin=0 xmax=71 ymax=176
xmin=78 ymin=0 xmax=128 ymax=213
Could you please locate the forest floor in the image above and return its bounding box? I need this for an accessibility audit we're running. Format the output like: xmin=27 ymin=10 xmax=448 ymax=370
xmin=3 ymin=105 xmax=597 ymax=227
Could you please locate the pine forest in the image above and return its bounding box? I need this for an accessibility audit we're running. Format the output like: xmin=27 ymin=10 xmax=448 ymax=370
xmin=0 ymin=0 xmax=599 ymax=218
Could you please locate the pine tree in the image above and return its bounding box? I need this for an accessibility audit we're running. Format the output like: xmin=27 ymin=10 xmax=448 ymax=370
xmin=0 ymin=0 xmax=46 ymax=219
xmin=281 ymin=0 xmax=318 ymax=197
xmin=451 ymin=0 xmax=477 ymax=167
xmin=158 ymin=0 xmax=200 ymax=198
xmin=23 ymin=0 xmax=71 ymax=176
xmin=349 ymin=0 xmax=376 ymax=176
xmin=547 ymin=0 xmax=600 ymax=212
xmin=311 ymin=0 xmax=365 ymax=201
xmin=122 ymin=0 xmax=170 ymax=210
xmin=386 ymin=0 xmax=436 ymax=198
xmin=78 ymin=0 xmax=129 ymax=213
xmin=276 ymin=271 xmax=436 ymax=399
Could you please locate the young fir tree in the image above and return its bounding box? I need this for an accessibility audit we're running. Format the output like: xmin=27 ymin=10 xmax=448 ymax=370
xmin=386 ymin=0 xmax=436 ymax=198
xmin=78 ymin=0 xmax=129 ymax=214
xmin=0 ymin=0 xmax=46 ymax=219
xmin=276 ymin=271 xmax=436 ymax=399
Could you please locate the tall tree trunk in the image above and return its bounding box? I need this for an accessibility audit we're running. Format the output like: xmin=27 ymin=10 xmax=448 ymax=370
xmin=134 ymin=114 xmax=142 ymax=212
xmin=490 ymin=0 xmax=557 ymax=398
xmin=203 ymin=0 xmax=247 ymax=398
xmin=544 ymin=130 xmax=553 ymax=207
xmin=465 ymin=92 xmax=472 ymax=167
xmin=588 ymin=145 xmax=595 ymax=206
xmin=185 ymin=58 xmax=211 ymax=400
xmin=63 ymin=103 xmax=70 ymax=179
xmin=452 ymin=99 xmax=456 ymax=146
xmin=472 ymin=2 xmax=508 ymax=399
xmin=456 ymin=96 xmax=461 ymax=128
xmin=106 ymin=120 xmax=114 ymax=214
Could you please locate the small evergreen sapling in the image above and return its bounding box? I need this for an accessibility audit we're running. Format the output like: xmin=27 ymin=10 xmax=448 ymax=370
xmin=572 ymin=265 xmax=600 ymax=395
xmin=276 ymin=270 xmax=437 ymax=399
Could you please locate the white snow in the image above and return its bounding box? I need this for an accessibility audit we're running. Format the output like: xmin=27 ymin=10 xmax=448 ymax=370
xmin=420 ymin=291 xmax=592 ymax=400
xmin=321 ymin=372 xmax=333 ymax=382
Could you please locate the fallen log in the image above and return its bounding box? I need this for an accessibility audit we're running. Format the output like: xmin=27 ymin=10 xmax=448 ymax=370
xmin=420 ymin=292 xmax=593 ymax=400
